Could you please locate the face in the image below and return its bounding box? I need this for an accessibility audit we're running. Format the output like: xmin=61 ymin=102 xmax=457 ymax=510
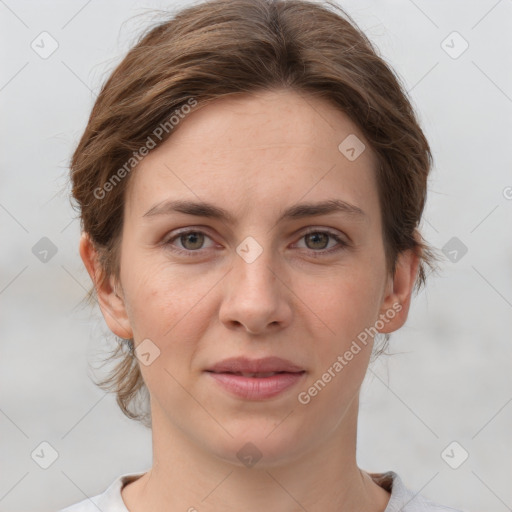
xmin=82 ymin=88 xmax=418 ymax=467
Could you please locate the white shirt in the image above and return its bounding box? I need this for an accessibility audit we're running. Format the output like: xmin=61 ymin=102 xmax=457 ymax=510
xmin=58 ymin=470 xmax=464 ymax=511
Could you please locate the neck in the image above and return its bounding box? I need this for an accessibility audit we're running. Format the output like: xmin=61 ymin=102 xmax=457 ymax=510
xmin=122 ymin=395 xmax=390 ymax=512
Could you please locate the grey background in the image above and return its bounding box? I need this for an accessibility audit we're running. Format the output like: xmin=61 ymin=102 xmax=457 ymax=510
xmin=1 ymin=0 xmax=511 ymax=511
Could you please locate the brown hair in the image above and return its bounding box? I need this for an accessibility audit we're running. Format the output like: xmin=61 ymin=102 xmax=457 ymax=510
xmin=70 ymin=0 xmax=440 ymax=428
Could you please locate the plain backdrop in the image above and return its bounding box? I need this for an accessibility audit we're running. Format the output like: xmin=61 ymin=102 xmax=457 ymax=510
xmin=1 ymin=1 xmax=511 ymax=511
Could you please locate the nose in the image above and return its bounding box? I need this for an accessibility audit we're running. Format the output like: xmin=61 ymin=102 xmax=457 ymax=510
xmin=219 ymin=244 xmax=292 ymax=336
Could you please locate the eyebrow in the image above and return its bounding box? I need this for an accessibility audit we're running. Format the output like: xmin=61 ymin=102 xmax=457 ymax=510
xmin=142 ymin=198 xmax=367 ymax=224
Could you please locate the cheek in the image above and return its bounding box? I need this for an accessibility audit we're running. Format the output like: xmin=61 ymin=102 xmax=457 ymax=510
xmin=308 ymin=264 xmax=385 ymax=343
xmin=297 ymin=273 xmax=382 ymax=416
xmin=121 ymin=256 xmax=217 ymax=351
xmin=296 ymin=266 xmax=385 ymax=404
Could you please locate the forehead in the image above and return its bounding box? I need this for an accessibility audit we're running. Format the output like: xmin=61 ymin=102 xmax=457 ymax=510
xmin=125 ymin=89 xmax=380 ymax=223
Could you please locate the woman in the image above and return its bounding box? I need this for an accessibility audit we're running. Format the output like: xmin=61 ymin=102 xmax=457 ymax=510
xmin=59 ymin=0 xmax=463 ymax=510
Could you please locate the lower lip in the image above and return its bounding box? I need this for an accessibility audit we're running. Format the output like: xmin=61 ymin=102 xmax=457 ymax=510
xmin=206 ymin=371 xmax=306 ymax=399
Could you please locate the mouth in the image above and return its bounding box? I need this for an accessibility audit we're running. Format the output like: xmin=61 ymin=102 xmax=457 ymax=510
xmin=206 ymin=356 xmax=305 ymax=375
xmin=204 ymin=367 xmax=306 ymax=400
xmin=206 ymin=370 xmax=304 ymax=378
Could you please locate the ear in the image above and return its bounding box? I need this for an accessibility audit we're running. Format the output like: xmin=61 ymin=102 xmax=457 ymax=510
xmin=377 ymin=245 xmax=421 ymax=334
xmin=79 ymin=232 xmax=133 ymax=340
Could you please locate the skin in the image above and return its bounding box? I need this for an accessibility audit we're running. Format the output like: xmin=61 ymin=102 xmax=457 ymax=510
xmin=80 ymin=88 xmax=420 ymax=512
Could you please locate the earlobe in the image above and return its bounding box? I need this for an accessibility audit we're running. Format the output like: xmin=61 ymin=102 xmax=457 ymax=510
xmin=78 ymin=232 xmax=133 ymax=340
xmin=377 ymin=247 xmax=420 ymax=334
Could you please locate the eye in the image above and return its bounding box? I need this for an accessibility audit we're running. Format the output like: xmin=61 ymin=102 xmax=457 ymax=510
xmin=163 ymin=227 xmax=348 ymax=258
xmin=294 ymin=229 xmax=348 ymax=255
xmin=164 ymin=229 xmax=216 ymax=256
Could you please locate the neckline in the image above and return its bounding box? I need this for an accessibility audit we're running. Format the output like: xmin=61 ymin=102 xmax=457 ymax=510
xmin=116 ymin=470 xmax=398 ymax=511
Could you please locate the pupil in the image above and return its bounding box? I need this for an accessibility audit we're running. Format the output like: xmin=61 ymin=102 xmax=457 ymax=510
xmin=307 ymin=232 xmax=328 ymax=249
xmin=182 ymin=232 xmax=204 ymax=250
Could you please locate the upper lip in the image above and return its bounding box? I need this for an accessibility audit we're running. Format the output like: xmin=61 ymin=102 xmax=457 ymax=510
xmin=206 ymin=356 xmax=305 ymax=374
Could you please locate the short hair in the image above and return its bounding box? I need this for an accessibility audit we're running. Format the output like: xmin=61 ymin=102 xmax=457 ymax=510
xmin=69 ymin=0 xmax=440 ymax=427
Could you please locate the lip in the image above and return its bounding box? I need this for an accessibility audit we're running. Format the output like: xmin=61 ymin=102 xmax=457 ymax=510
xmin=205 ymin=356 xmax=306 ymax=400
xmin=206 ymin=356 xmax=304 ymax=374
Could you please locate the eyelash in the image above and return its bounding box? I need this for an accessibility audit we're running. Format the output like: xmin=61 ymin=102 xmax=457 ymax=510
xmin=163 ymin=228 xmax=348 ymax=258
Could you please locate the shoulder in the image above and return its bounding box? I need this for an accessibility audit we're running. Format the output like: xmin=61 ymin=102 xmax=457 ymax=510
xmin=58 ymin=500 xmax=98 ymax=512
xmin=370 ymin=471 xmax=466 ymax=512
xmin=57 ymin=495 xmax=104 ymax=512
xmin=57 ymin=471 xmax=147 ymax=512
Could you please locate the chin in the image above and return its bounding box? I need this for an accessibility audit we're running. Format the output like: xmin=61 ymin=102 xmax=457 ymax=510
xmin=204 ymin=421 xmax=310 ymax=469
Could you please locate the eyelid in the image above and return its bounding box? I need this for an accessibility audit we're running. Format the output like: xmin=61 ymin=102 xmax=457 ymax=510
xmin=292 ymin=227 xmax=349 ymax=253
xmin=162 ymin=226 xmax=218 ymax=251
xmin=299 ymin=226 xmax=347 ymax=241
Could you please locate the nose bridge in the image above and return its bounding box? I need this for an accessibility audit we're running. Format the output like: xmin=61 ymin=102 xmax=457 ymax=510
xmin=219 ymin=233 xmax=290 ymax=333
xmin=232 ymin=233 xmax=278 ymax=296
